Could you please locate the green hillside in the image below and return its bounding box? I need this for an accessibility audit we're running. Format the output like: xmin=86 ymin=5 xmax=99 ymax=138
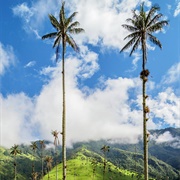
xmin=44 ymin=147 xmax=142 ymax=180
xmin=0 ymin=128 xmax=180 ymax=180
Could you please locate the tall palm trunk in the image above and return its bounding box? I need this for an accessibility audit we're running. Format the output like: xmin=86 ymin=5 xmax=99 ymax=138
xmin=41 ymin=149 xmax=44 ymax=179
xmin=55 ymin=146 xmax=58 ymax=180
xmin=142 ymin=34 xmax=148 ymax=180
xmin=62 ymin=37 xmax=66 ymax=180
xmin=14 ymin=157 xmax=17 ymax=180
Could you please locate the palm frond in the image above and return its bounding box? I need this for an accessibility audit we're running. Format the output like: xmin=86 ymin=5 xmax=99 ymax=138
xmin=42 ymin=32 xmax=57 ymax=40
xmin=147 ymin=33 xmax=162 ymax=49
xmin=48 ymin=14 xmax=60 ymax=30
xmin=145 ymin=4 xmax=160 ymax=26
xmin=122 ymin=24 xmax=138 ymax=32
xmin=124 ymin=31 xmax=141 ymax=40
xmin=53 ymin=36 xmax=61 ymax=50
xmin=120 ymin=36 xmax=139 ymax=53
xmin=55 ymin=45 xmax=60 ymax=62
xmin=146 ymin=13 xmax=163 ymax=28
xmin=68 ymin=21 xmax=80 ymax=30
xmin=60 ymin=1 xmax=66 ymax=27
xmin=147 ymin=20 xmax=168 ymax=33
xmin=69 ymin=28 xmax=85 ymax=34
xmin=66 ymin=35 xmax=79 ymax=52
xmin=130 ymin=37 xmax=141 ymax=56
xmin=65 ymin=12 xmax=78 ymax=26
xmin=132 ymin=10 xmax=139 ymax=21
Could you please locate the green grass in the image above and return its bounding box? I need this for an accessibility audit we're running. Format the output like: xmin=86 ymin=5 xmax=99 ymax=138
xmin=44 ymin=148 xmax=142 ymax=180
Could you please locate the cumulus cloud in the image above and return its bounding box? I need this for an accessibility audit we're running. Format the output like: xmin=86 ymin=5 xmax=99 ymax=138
xmin=0 ymin=53 xmax=142 ymax=147
xmin=1 ymin=57 xmax=180 ymax=148
xmin=147 ymin=88 xmax=180 ymax=127
xmin=161 ymin=62 xmax=180 ymax=84
xmin=67 ymin=0 xmax=151 ymax=49
xmin=0 ymin=42 xmax=15 ymax=75
xmin=12 ymin=0 xmax=152 ymax=49
xmin=0 ymin=93 xmax=35 ymax=147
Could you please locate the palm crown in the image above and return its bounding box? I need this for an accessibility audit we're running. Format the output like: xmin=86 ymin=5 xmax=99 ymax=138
xmin=120 ymin=3 xmax=168 ymax=61
xmin=42 ymin=1 xmax=84 ymax=61
xmin=10 ymin=144 xmax=21 ymax=156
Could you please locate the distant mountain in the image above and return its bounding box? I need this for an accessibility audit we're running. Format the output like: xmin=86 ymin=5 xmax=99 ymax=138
xmin=0 ymin=127 xmax=180 ymax=180
xmin=149 ymin=127 xmax=180 ymax=170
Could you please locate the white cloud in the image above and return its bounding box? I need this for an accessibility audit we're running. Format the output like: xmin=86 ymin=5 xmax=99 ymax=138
xmin=1 ymin=58 xmax=180 ymax=148
xmin=0 ymin=54 xmax=143 ymax=147
xmin=33 ymin=59 xmax=144 ymax=146
xmin=24 ymin=61 xmax=36 ymax=68
xmin=67 ymin=0 xmax=151 ymax=49
xmin=148 ymin=88 xmax=180 ymax=127
xmin=12 ymin=3 xmax=33 ymax=23
xmin=161 ymin=62 xmax=180 ymax=84
xmin=154 ymin=131 xmax=175 ymax=143
xmin=174 ymin=2 xmax=180 ymax=17
xmin=150 ymin=131 xmax=180 ymax=148
xmin=0 ymin=93 xmax=35 ymax=147
xmin=77 ymin=45 xmax=99 ymax=79
xmin=0 ymin=42 xmax=15 ymax=75
xmin=12 ymin=0 xmax=60 ymax=38
xmin=12 ymin=0 xmax=152 ymax=49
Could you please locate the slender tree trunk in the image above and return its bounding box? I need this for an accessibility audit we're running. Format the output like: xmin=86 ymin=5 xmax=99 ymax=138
xmin=32 ymin=152 xmax=35 ymax=177
xmin=55 ymin=146 xmax=58 ymax=180
xmin=14 ymin=158 xmax=17 ymax=180
xmin=142 ymin=35 xmax=148 ymax=180
xmin=48 ymin=168 xmax=50 ymax=180
xmin=62 ymin=38 xmax=66 ymax=180
xmin=41 ymin=149 xmax=44 ymax=180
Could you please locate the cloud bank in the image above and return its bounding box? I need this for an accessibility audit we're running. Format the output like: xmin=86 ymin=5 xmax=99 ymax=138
xmin=1 ymin=55 xmax=179 ymax=148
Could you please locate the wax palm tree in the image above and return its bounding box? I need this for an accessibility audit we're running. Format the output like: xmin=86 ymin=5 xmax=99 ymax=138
xmin=51 ymin=130 xmax=60 ymax=180
xmin=101 ymin=145 xmax=110 ymax=180
xmin=91 ymin=158 xmax=98 ymax=180
xmin=120 ymin=3 xmax=168 ymax=180
xmin=10 ymin=144 xmax=21 ymax=180
xmin=42 ymin=2 xmax=84 ymax=179
xmin=39 ymin=140 xmax=46 ymax=179
xmin=45 ymin=156 xmax=53 ymax=180
xmin=30 ymin=141 xmax=38 ymax=175
xmin=31 ymin=172 xmax=39 ymax=180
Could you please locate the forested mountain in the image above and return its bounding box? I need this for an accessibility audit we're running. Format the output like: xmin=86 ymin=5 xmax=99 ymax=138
xmin=0 ymin=127 xmax=179 ymax=179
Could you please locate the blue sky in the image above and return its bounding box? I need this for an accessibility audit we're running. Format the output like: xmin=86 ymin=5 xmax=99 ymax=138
xmin=0 ymin=0 xmax=180 ymax=148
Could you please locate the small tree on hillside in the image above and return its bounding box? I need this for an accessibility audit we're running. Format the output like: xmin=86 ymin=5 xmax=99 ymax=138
xmin=51 ymin=130 xmax=60 ymax=180
xmin=30 ymin=141 xmax=38 ymax=176
xmin=10 ymin=144 xmax=21 ymax=180
xmin=39 ymin=140 xmax=46 ymax=179
xmin=45 ymin=156 xmax=53 ymax=180
xmin=101 ymin=145 xmax=110 ymax=180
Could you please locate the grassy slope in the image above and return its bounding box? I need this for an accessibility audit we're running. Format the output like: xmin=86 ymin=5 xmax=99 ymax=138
xmin=44 ymin=147 xmax=143 ymax=180
xmin=0 ymin=146 xmax=40 ymax=180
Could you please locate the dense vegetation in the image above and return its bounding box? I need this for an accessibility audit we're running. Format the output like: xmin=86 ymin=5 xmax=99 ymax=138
xmin=0 ymin=128 xmax=180 ymax=180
